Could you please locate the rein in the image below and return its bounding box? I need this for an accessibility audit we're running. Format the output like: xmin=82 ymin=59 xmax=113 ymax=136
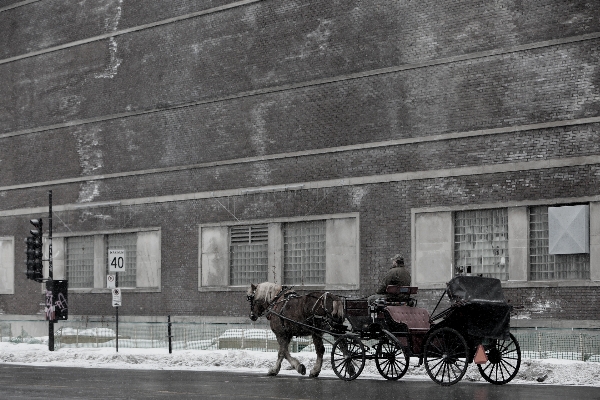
xmin=265 ymin=308 xmax=339 ymax=346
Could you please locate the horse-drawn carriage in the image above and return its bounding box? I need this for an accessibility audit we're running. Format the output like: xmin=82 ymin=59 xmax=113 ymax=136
xmin=334 ymin=275 xmax=521 ymax=385
xmin=247 ymin=275 xmax=521 ymax=386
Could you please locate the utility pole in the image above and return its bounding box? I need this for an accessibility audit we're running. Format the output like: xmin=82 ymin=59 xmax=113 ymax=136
xmin=47 ymin=190 xmax=54 ymax=351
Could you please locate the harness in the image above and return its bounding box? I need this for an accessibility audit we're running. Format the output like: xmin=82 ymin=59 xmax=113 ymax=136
xmin=247 ymin=286 xmax=297 ymax=320
xmin=247 ymin=288 xmax=337 ymax=325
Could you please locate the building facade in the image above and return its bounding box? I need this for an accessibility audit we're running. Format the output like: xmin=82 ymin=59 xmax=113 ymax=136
xmin=1 ymin=0 xmax=599 ymax=329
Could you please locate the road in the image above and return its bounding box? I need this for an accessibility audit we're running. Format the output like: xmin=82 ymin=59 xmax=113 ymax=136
xmin=1 ymin=364 xmax=599 ymax=400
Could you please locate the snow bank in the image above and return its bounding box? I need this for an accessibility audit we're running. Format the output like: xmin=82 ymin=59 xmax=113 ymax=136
xmin=0 ymin=342 xmax=599 ymax=386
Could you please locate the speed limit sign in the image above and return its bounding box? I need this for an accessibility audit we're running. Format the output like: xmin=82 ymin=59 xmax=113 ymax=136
xmin=108 ymin=249 xmax=126 ymax=272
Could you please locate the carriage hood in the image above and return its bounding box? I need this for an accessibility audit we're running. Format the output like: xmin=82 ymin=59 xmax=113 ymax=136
xmin=446 ymin=275 xmax=507 ymax=304
xmin=446 ymin=275 xmax=511 ymax=340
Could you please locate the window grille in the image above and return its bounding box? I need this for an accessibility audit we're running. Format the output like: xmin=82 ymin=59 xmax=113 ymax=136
xmin=529 ymin=206 xmax=589 ymax=280
xmin=283 ymin=220 xmax=326 ymax=285
xmin=230 ymin=225 xmax=268 ymax=285
xmin=454 ymin=209 xmax=509 ymax=280
xmin=107 ymin=233 xmax=137 ymax=288
xmin=66 ymin=236 xmax=95 ymax=288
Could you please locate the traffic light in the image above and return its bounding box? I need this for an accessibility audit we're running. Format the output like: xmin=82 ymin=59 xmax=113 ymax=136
xmin=25 ymin=218 xmax=43 ymax=282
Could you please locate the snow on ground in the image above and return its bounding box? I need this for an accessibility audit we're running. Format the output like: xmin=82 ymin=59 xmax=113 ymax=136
xmin=1 ymin=342 xmax=599 ymax=386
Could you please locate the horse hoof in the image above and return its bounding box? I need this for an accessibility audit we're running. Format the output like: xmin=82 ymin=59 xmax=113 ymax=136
xmin=298 ymin=364 xmax=306 ymax=375
xmin=267 ymin=369 xmax=278 ymax=376
xmin=309 ymin=371 xmax=320 ymax=378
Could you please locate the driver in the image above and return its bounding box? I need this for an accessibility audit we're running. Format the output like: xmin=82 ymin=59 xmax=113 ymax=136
xmin=369 ymin=254 xmax=412 ymax=305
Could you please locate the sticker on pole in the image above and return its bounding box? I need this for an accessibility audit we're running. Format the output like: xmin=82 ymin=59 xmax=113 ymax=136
xmin=107 ymin=274 xmax=116 ymax=289
xmin=112 ymin=288 xmax=122 ymax=307
xmin=108 ymin=249 xmax=126 ymax=272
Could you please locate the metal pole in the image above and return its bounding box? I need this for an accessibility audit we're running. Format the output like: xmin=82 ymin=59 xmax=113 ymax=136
xmin=168 ymin=315 xmax=172 ymax=354
xmin=48 ymin=190 xmax=54 ymax=352
xmin=116 ymin=272 xmax=119 ymax=353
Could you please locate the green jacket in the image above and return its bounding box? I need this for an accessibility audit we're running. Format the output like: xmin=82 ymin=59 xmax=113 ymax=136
xmin=376 ymin=266 xmax=411 ymax=294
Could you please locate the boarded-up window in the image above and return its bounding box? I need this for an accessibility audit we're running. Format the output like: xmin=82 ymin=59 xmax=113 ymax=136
xmin=548 ymin=205 xmax=590 ymax=254
xmin=530 ymin=206 xmax=589 ymax=280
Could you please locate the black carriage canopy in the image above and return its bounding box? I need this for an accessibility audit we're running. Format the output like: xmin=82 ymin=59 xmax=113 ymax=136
xmin=446 ymin=275 xmax=511 ymax=340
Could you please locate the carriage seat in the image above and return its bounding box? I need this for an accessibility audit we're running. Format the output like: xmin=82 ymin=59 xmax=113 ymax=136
xmin=385 ymin=305 xmax=430 ymax=333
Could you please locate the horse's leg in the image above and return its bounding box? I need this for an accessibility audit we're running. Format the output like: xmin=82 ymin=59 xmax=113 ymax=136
xmin=309 ymin=333 xmax=325 ymax=378
xmin=280 ymin=336 xmax=306 ymax=375
xmin=268 ymin=334 xmax=289 ymax=376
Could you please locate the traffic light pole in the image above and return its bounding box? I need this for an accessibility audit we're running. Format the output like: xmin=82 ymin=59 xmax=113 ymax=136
xmin=48 ymin=190 xmax=54 ymax=351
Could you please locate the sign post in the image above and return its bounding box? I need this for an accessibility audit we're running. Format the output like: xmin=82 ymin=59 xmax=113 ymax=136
xmin=108 ymin=248 xmax=125 ymax=352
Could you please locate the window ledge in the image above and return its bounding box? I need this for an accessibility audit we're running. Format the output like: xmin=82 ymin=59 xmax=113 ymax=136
xmin=67 ymin=287 xmax=161 ymax=293
xmin=502 ymin=280 xmax=600 ymax=288
xmin=199 ymin=284 xmax=359 ymax=292
xmin=415 ymin=280 xmax=600 ymax=290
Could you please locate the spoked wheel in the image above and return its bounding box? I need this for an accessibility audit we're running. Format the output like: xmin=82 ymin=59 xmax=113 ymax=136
xmin=331 ymin=335 xmax=366 ymax=381
xmin=424 ymin=327 xmax=469 ymax=386
xmin=375 ymin=340 xmax=409 ymax=380
xmin=477 ymin=333 xmax=521 ymax=385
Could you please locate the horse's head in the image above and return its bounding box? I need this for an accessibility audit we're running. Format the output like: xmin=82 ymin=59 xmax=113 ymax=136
xmin=247 ymin=283 xmax=260 ymax=321
xmin=247 ymin=282 xmax=282 ymax=321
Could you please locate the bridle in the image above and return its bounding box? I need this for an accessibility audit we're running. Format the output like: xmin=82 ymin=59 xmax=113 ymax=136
xmin=247 ymin=285 xmax=292 ymax=321
xmin=246 ymin=291 xmax=258 ymax=320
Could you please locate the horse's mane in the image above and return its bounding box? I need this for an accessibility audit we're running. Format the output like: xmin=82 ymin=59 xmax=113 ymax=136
xmin=253 ymin=282 xmax=283 ymax=303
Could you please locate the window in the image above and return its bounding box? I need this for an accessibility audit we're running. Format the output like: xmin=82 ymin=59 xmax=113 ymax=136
xmin=59 ymin=229 xmax=161 ymax=291
xmin=529 ymin=206 xmax=590 ymax=280
xmin=66 ymin=236 xmax=95 ymax=288
xmin=415 ymin=201 xmax=600 ymax=287
xmin=0 ymin=237 xmax=15 ymax=295
xmin=283 ymin=220 xmax=326 ymax=285
xmin=107 ymin=233 xmax=137 ymax=288
xmin=199 ymin=214 xmax=359 ymax=290
xmin=230 ymin=225 xmax=268 ymax=285
xmin=454 ymin=209 xmax=509 ymax=280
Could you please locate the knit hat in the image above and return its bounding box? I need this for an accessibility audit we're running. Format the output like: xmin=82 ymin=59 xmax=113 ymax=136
xmin=391 ymin=254 xmax=404 ymax=266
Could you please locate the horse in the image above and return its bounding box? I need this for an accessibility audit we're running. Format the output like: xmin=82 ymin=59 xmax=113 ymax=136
xmin=247 ymin=282 xmax=345 ymax=377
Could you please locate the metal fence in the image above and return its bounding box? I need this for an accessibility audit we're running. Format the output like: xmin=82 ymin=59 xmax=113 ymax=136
xmin=1 ymin=320 xmax=599 ymax=362
xmin=514 ymin=328 xmax=600 ymax=362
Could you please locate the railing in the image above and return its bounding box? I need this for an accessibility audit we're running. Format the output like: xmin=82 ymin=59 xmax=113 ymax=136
xmin=513 ymin=328 xmax=600 ymax=362
xmin=1 ymin=320 xmax=599 ymax=362
xmin=51 ymin=320 xmax=322 ymax=353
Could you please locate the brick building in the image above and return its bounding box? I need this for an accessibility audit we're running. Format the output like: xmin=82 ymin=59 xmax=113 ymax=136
xmin=0 ymin=0 xmax=599 ymax=330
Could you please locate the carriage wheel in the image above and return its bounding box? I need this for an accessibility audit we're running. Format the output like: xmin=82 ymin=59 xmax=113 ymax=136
xmin=331 ymin=335 xmax=366 ymax=381
xmin=375 ymin=340 xmax=409 ymax=380
xmin=477 ymin=333 xmax=521 ymax=385
xmin=424 ymin=327 xmax=469 ymax=386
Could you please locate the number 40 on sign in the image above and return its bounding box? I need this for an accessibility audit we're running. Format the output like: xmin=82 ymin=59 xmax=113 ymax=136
xmin=108 ymin=249 xmax=126 ymax=272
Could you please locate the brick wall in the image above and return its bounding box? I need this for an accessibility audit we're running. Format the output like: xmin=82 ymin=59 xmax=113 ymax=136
xmin=0 ymin=0 xmax=599 ymax=323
